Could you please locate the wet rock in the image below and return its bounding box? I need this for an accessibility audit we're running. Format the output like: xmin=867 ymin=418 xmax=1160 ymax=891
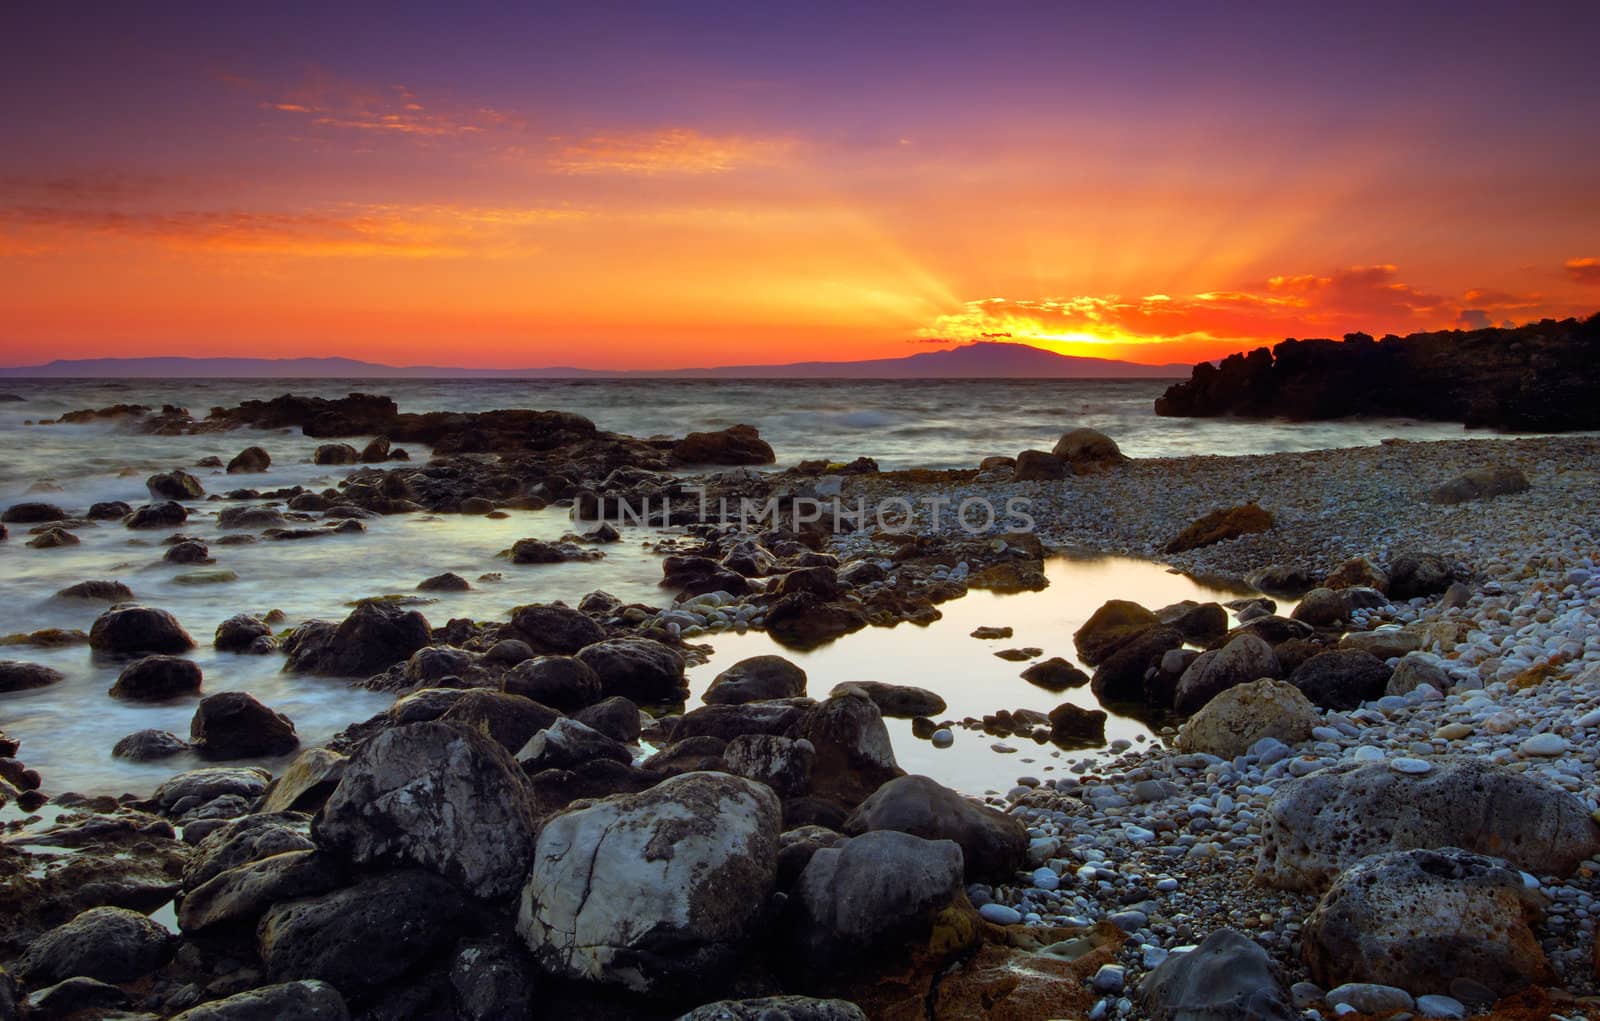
xmin=1173 ymin=634 xmax=1279 ymax=714
xmin=1225 ymin=614 xmax=1315 ymax=645
xmin=14 ymin=905 xmax=176 ymax=985
xmin=312 ymin=443 xmax=360 ymax=466
xmin=508 ymin=537 xmax=603 ymax=564
xmin=1386 ymin=552 xmax=1456 ymax=600
xmin=1288 ymin=649 xmax=1390 ymax=710
xmin=1073 ymin=600 xmax=1160 ymax=666
xmin=662 ymin=555 xmax=754 ymax=598
xmin=191 ymin=692 xmax=299 ymax=759
xmin=673 ymin=424 xmax=775 ymax=465
xmin=775 ymin=566 xmax=842 ymax=601
xmin=1013 ymin=449 xmax=1069 ymax=481
xmin=214 ymin=614 xmax=275 ymax=654
xmin=704 ymin=655 xmax=807 ymax=705
xmin=258 ymin=747 xmax=348 ymax=815
xmin=483 ymin=638 xmax=535 ymax=667
xmin=152 ymin=768 xmax=270 ymax=821
xmin=26 ymin=526 xmax=78 ymax=548
xmin=1177 ymin=678 xmax=1317 ymax=759
xmin=1164 ymin=503 xmax=1273 ymax=554
xmin=183 ymin=815 xmax=312 ymax=889
xmin=1257 ymin=759 xmax=1600 ymax=891
xmin=400 ymin=644 xmax=475 ymax=687
xmin=314 ymin=721 xmax=536 ymax=899
xmin=508 ymin=602 xmax=605 ymax=654
xmin=765 ymin=592 xmax=868 ymax=647
xmin=359 ymin=437 xmax=392 ymax=463
xmin=829 ymin=681 xmax=945 ymax=718
xmin=1048 ymin=702 xmax=1107 ymax=744
xmin=217 ymin=506 xmax=287 ymax=529
xmin=1155 ymin=600 xmax=1229 ymax=644
xmin=1020 ymin=657 xmax=1090 ymax=691
xmin=110 ymin=654 xmax=202 ymax=700
xmin=1090 ymin=626 xmax=1184 ymax=703
xmin=1137 ymin=928 xmax=1293 ymax=1021
xmin=416 ymin=571 xmax=469 ymax=592
xmin=677 ymin=998 xmax=868 ymax=1021
xmin=87 ymin=500 xmax=131 ymax=520
xmin=112 ymin=729 xmax=191 ymax=761
xmin=1428 ymin=465 xmax=1529 ymax=504
xmin=1303 ymin=848 xmax=1551 ymax=996
xmin=517 ymin=717 xmax=631 ymax=771
xmin=282 ymin=602 xmax=431 ymax=677
xmin=127 ymin=499 xmax=188 ymax=528
xmin=257 ymin=869 xmax=470 ymax=999
xmin=148 ymin=469 xmax=205 ymax=501
xmin=516 ymin=772 xmax=781 ymax=996
xmin=178 ymin=849 xmax=344 ymax=934
xmin=844 ymin=774 xmax=1026 ymax=882
xmin=501 ymin=655 xmax=601 ymax=711
xmin=225 ymin=446 xmax=272 ymax=474
xmin=1289 ymin=587 xmax=1351 ymax=628
xmin=450 ymin=937 xmax=536 ymax=1021
xmin=440 ymin=688 xmax=561 ymax=753
xmin=576 ymin=637 xmax=688 ymax=704
xmin=169 ymin=980 xmax=349 ymax=1021
xmin=1052 ymin=427 xmax=1128 ymax=474
xmin=0 ymin=660 xmax=64 ymax=693
xmin=24 ymin=976 xmax=128 ymax=1016
xmin=797 ymin=692 xmax=904 ymax=806
xmin=2 ymin=502 xmax=66 ymax=523
xmin=574 ymin=696 xmax=642 ymax=744
xmin=89 ymin=604 xmax=196 ymax=657
xmin=54 ymin=579 xmax=134 ymax=602
xmin=674 ymin=701 xmax=809 ymax=742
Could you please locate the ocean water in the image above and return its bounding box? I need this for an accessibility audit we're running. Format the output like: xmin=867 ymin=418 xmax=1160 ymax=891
xmin=0 ymin=378 xmax=1482 ymax=799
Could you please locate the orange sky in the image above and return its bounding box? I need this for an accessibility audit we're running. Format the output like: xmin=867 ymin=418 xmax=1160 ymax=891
xmin=2 ymin=6 xmax=1597 ymax=370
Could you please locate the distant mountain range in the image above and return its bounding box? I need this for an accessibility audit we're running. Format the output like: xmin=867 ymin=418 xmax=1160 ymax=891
xmin=0 ymin=342 xmax=1190 ymax=379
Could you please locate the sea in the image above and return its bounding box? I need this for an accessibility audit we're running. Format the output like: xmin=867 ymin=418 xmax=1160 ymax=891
xmin=0 ymin=378 xmax=1497 ymax=801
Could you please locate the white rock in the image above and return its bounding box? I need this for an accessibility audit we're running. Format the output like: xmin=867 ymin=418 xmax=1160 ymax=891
xmin=1520 ymin=733 xmax=1570 ymax=757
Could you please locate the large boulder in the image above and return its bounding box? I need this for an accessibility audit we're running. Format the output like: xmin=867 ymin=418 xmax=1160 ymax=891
xmin=282 ymin=602 xmax=431 ymax=677
xmin=225 ymin=446 xmax=272 ymax=474
xmin=829 ymin=681 xmax=946 ymax=718
xmin=1386 ymin=552 xmax=1456 ymax=600
xmin=796 ymin=692 xmax=904 ymax=806
xmin=576 ymin=637 xmax=688 ymax=704
xmin=516 ymin=717 xmax=631 ymax=771
xmin=673 ymin=424 xmax=775 ymax=465
xmin=1090 ymin=625 xmax=1183 ymax=703
xmin=843 ymin=774 xmax=1026 ymax=882
xmin=147 ymin=469 xmax=205 ymax=501
xmin=1288 ymin=649 xmax=1389 ymax=710
xmin=1051 ymin=427 xmax=1128 ymax=474
xmin=1176 ymin=678 xmax=1318 ymax=759
xmin=1073 ymin=600 xmax=1160 ymax=666
xmin=0 ymin=660 xmax=64 ymax=693
xmin=169 ymin=981 xmax=348 ymax=1021
xmin=516 ymin=772 xmax=781 ymax=996
xmin=440 ymin=688 xmax=561 ymax=752
xmin=110 ymin=654 xmax=202 ymax=700
xmin=177 ymin=849 xmax=344 ymax=933
xmin=191 ymin=692 xmax=300 ymax=759
xmin=214 ymin=614 xmax=275 ymax=654
xmin=501 ymin=655 xmax=601 ymax=711
xmin=1137 ymin=928 xmax=1293 ymax=1021
xmin=1173 ymin=635 xmax=1279 ymax=714
xmin=126 ymin=500 xmax=189 ymax=528
xmin=1257 ymin=759 xmax=1600 ymax=891
xmin=257 ymin=870 xmax=469 ymax=999
xmin=313 ymin=721 xmax=536 ymax=899
xmin=1164 ymin=503 xmax=1272 ymax=554
xmin=724 ymin=734 xmax=816 ymax=798
xmin=703 ymin=655 xmax=807 ymax=705
xmin=1303 ymin=848 xmax=1551 ymax=996
xmin=89 ymin=605 xmax=196 ymax=657
xmin=13 ymin=905 xmax=176 ymax=985
xmin=2 ymin=501 xmax=66 ymax=523
xmin=507 ymin=603 xmax=605 ymax=654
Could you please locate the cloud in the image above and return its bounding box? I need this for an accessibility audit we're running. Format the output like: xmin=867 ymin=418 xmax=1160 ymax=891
xmin=549 ymin=128 xmax=794 ymax=175
xmin=1455 ymin=309 xmax=1492 ymax=330
xmin=264 ymin=80 xmax=524 ymax=141
xmin=1567 ymin=257 xmax=1600 ymax=286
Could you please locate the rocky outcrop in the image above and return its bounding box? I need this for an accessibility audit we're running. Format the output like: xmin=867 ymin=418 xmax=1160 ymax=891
xmin=843 ymin=774 xmax=1026 ymax=882
xmin=1155 ymin=316 xmax=1600 ymax=430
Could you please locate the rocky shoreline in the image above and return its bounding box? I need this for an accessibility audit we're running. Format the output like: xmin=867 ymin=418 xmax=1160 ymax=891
xmin=2 ymin=395 xmax=1599 ymax=1020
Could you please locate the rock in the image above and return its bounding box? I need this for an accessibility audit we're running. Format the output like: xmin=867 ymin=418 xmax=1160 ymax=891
xmin=675 ymin=702 xmax=811 ymax=743
xmin=126 ymin=499 xmax=189 ymax=528
xmin=784 ymin=829 xmax=967 ymax=980
xmin=88 ymin=500 xmax=131 ymax=520
xmin=1073 ymin=599 xmax=1160 ymax=665
xmin=1257 ymin=759 xmax=1600 ymax=890
xmin=574 ymin=696 xmax=642 ymax=744
xmin=54 ymin=579 xmax=134 ymax=602
xmin=225 ymin=446 xmax=272 ymax=474
xmin=1415 ymin=994 xmax=1469 ymax=1019
xmin=1013 ymin=449 xmax=1068 ymax=481
xmin=1020 ymin=657 xmax=1090 ymax=691
xmin=312 ymin=443 xmax=360 ymax=465
xmin=724 ymin=734 xmax=815 ymax=798
xmin=359 ymin=437 xmax=392 ymax=463
xmin=1387 ymin=651 xmax=1452 ymax=696
xmin=1048 ymin=702 xmax=1107 ymax=744
xmin=191 ymin=692 xmax=299 ymax=759
xmin=673 ymin=424 xmax=775 ymax=465
xmin=313 ymin=721 xmax=536 ymax=899
xmin=508 ymin=536 xmax=604 ymax=564
xmin=1164 ymin=503 xmax=1272 ymax=554
xmin=516 ymin=717 xmax=631 ymax=771
xmin=1289 ymin=587 xmax=1350 ymax=628
xmin=0 ymin=660 xmax=65 ymax=693
xmin=1155 ymin=600 xmax=1229 ymax=643
xmin=89 ymin=604 xmax=195 ymax=657
xmin=148 ymin=469 xmax=206 ymax=500
xmin=169 ymin=980 xmax=349 ymax=1021
xmin=14 ymin=905 xmax=176 ymax=985
xmin=178 ymin=849 xmax=343 ymax=933
xmin=110 ymin=654 xmax=202 ymax=700
xmin=1089 ymin=624 xmax=1187 ymax=705
xmin=1304 ymin=848 xmax=1551 ymax=996
xmin=797 ymin=692 xmax=904 ymax=806
xmin=662 ymin=556 xmax=754 ymax=598
xmin=450 ymin=937 xmax=536 ymax=1021
xmin=257 ymin=870 xmax=469 ymax=998
xmin=704 ymin=655 xmax=808 ymax=705
xmin=26 ymin=525 xmax=79 ymax=548
xmin=501 ymin=655 xmax=601 ymax=711
xmin=483 ymin=638 xmax=535 ymax=667
xmin=516 ymin=772 xmax=780 ymax=996
xmin=1428 ymin=465 xmax=1530 ymax=504
xmin=214 ymin=614 xmax=275 ymax=654
xmin=1177 ymin=678 xmax=1317 ymax=758
xmin=576 ymin=637 xmax=688 ymax=704
xmin=676 ymin=997 xmax=868 ymax=1021
xmin=217 ymin=505 xmax=287 ymax=529
xmin=1324 ymin=984 xmax=1414 ymax=1014
xmin=765 ymin=592 xmax=868 ymax=647
xmin=259 ymin=748 xmax=348 ymax=814
xmin=508 ymin=602 xmax=605 ymax=654
xmin=1337 ymin=628 xmax=1420 ymax=659
xmin=416 ymin=571 xmax=469 ymax=592
xmin=1137 ymin=928 xmax=1294 ymax=1021
xmin=1289 ymin=649 xmax=1390 ymax=710
xmin=112 ymin=729 xmax=191 ymax=761
xmin=843 ymin=774 xmax=1026 ymax=882
xmin=1322 ymin=557 xmax=1388 ymax=592
xmin=282 ymin=602 xmax=431 ymax=677
xmin=153 ymin=766 xmax=271 ymax=817
xmin=440 ymin=688 xmax=561 ymax=753
xmin=23 ymin=977 xmax=128 ymax=1016
xmin=1051 ymin=428 xmax=1128 ymax=474
xmin=1387 ymin=552 xmax=1456 ymax=600
xmin=1173 ymin=634 xmax=1280 ymax=714
xmin=2 ymin=501 xmax=66 ymax=523
xmin=829 ymin=681 xmax=946 ymax=718
xmin=399 ymin=644 xmax=474 ymax=687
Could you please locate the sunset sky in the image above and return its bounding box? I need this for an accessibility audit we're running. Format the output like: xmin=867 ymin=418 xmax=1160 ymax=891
xmin=2 ymin=3 xmax=1598 ymax=370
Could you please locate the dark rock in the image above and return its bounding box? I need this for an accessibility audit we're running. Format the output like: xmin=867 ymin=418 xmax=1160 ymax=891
xmin=828 ymin=681 xmax=945 ymax=718
xmin=675 ymin=702 xmax=810 ymax=742
xmin=1090 ymin=626 xmax=1184 ymax=703
xmin=148 ymin=469 xmax=206 ymax=500
xmin=765 ymin=592 xmax=867 ymax=647
xmin=359 ymin=437 xmax=392 ymax=463
xmin=27 ymin=526 xmax=78 ymax=548
xmin=14 ymin=905 xmax=176 ymax=985
xmin=89 ymin=604 xmax=196 ymax=656
xmin=644 ymin=735 xmax=730 ymax=777
xmin=87 ymin=500 xmax=132 ymax=520
xmin=704 ymin=655 xmax=807 ymax=705
xmin=111 ymin=654 xmax=203 ymax=700
xmin=417 ymin=571 xmax=469 ymax=592
xmin=282 ymin=602 xmax=431 ymax=677
xmin=1073 ymin=599 xmax=1160 ymax=665
xmin=501 ymin=655 xmax=601 ymax=711
xmin=217 ymin=506 xmax=287 ymax=529
xmin=483 ymin=638 xmax=535 ymax=666
xmin=112 ymin=729 xmax=191 ymax=761
xmin=441 ymin=688 xmax=561 ymax=752
xmin=127 ymin=500 xmax=188 ymax=528
xmin=774 ymin=566 xmax=841 ymax=600
xmin=1174 ymin=635 xmax=1280 ymax=714
xmin=450 ymin=937 xmax=536 ymax=1021
xmin=1224 ymin=614 xmax=1315 ymax=645
xmin=226 ymin=446 xmax=272 ymax=474
xmin=168 ymin=980 xmax=349 ymax=1021
xmin=517 ymin=717 xmax=631 ymax=771
xmin=508 ymin=603 xmax=605 ymax=654
xmin=576 ymin=637 xmax=687 ymax=704
xmin=54 ymin=579 xmax=134 ymax=602
xmin=1289 ymin=650 xmax=1390 ymax=710
xmin=1048 ymin=702 xmax=1108 ymax=744
xmin=312 ymin=443 xmax=360 ymax=465
xmin=1051 ymin=428 xmax=1128 ymax=474
xmin=258 ymin=747 xmax=348 ymax=814
xmin=508 ymin=537 xmax=603 ymax=564
xmin=178 ymin=849 xmax=344 ymax=934
xmin=798 ymin=692 xmax=904 ymax=806
xmin=153 ymin=767 xmax=272 ymax=818
xmin=2 ymin=502 xmax=66 ymax=523
xmin=0 ymin=660 xmax=65 ymax=693
xmin=672 ymin=424 xmax=775 ymax=465
xmin=1155 ymin=600 xmax=1229 ymax=644
xmin=1020 ymin=657 xmax=1090 ymax=691
xmin=191 ymin=692 xmax=299 ymax=759
xmin=677 ymin=997 xmax=868 ymax=1021
xmin=844 ymin=774 xmax=1026 ymax=882
xmin=1430 ymin=465 xmax=1530 ymax=504
xmin=1387 ymin=553 xmax=1456 ymax=600
xmin=23 ymin=977 xmax=129 ymax=1016
xmin=1165 ymin=503 xmax=1273 ymax=553
xmin=1013 ymin=449 xmax=1068 ymax=481
xmin=574 ymin=696 xmax=642 ymax=744
xmin=1137 ymin=928 xmax=1293 ymax=1021
xmin=214 ymin=615 xmax=275 ymax=654
xmin=1290 ymin=587 xmax=1351 ymax=628
xmin=725 ymin=734 xmax=815 ymax=797
xmin=662 ymin=556 xmax=753 ymax=597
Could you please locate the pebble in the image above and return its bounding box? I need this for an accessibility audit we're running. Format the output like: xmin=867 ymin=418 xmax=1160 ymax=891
xmin=978 ymin=903 xmax=1022 ymax=925
xmin=1091 ymin=964 xmax=1126 ymax=994
xmin=1520 ymin=733 xmax=1570 ymax=756
xmin=1415 ymin=993 xmax=1467 ymax=1019
xmin=1389 ymin=757 xmax=1432 ymax=774
xmin=930 ymin=729 xmax=954 ymax=748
